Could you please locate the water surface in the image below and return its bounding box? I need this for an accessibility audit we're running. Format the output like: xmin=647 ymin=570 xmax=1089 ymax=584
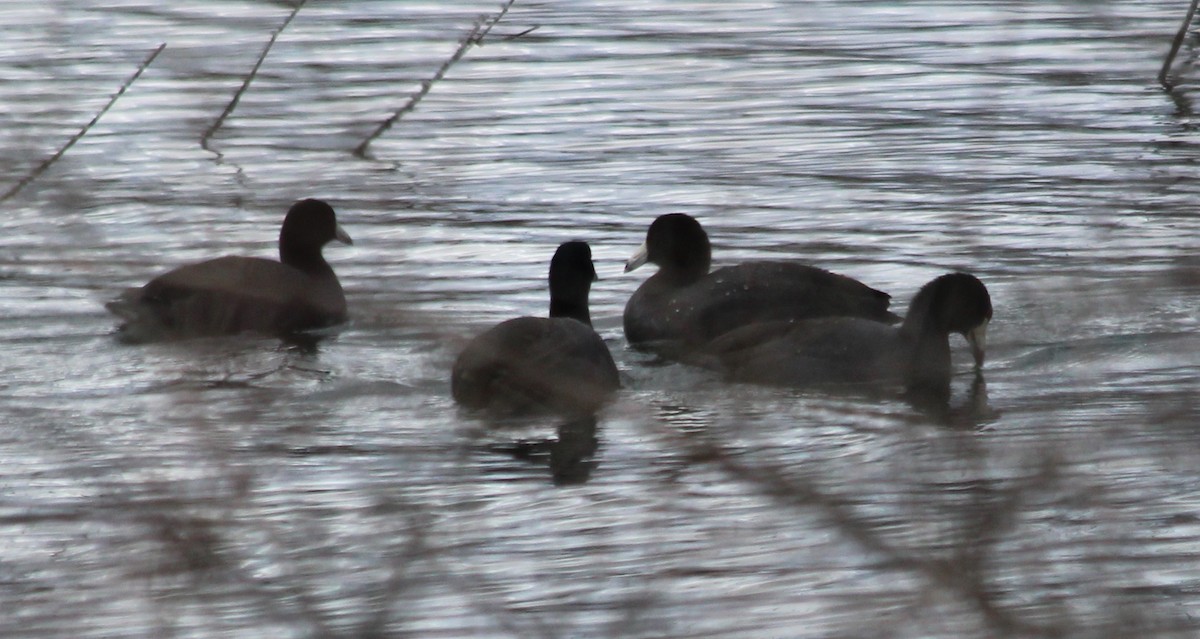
xmin=1 ymin=1 xmax=1199 ymax=637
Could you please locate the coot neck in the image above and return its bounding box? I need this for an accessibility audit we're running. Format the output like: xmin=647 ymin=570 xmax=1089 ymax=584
xmin=899 ymin=286 xmax=953 ymax=388
xmin=280 ymin=239 xmax=333 ymax=278
xmin=904 ymin=330 xmax=952 ymax=388
xmin=550 ymin=297 xmax=592 ymax=326
xmin=661 ymin=249 xmax=711 ymax=287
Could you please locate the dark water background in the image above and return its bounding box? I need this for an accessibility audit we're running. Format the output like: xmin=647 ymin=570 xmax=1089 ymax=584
xmin=2 ymin=1 xmax=1200 ymax=637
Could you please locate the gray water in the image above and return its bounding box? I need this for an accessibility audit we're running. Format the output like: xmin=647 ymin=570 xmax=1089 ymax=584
xmin=2 ymin=1 xmax=1199 ymax=637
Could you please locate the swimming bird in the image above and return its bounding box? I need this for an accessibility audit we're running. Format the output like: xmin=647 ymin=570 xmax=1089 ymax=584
xmin=623 ymin=213 xmax=896 ymax=359
xmin=710 ymin=272 xmax=992 ymax=395
xmin=452 ymin=241 xmax=620 ymax=416
xmin=107 ymin=198 xmax=351 ymax=342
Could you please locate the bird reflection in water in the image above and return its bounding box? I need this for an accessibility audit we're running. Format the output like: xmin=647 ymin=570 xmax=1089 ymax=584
xmin=487 ymin=417 xmax=600 ymax=486
xmin=909 ymin=371 xmax=999 ymax=430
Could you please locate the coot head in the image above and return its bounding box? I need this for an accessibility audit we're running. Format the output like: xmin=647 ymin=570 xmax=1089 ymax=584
xmin=624 ymin=213 xmax=712 ymax=284
xmin=906 ymin=272 xmax=993 ymax=367
xmin=549 ymin=240 xmax=599 ymax=326
xmin=279 ymin=198 xmax=353 ymax=269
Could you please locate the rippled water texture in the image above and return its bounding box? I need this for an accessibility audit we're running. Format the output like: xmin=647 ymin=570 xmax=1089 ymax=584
xmin=2 ymin=1 xmax=1199 ymax=637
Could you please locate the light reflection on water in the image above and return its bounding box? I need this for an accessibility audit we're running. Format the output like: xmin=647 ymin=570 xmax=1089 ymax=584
xmin=1 ymin=0 xmax=1199 ymax=637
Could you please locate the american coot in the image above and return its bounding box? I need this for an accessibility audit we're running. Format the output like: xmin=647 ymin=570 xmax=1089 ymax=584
xmin=452 ymin=241 xmax=620 ymax=416
xmin=623 ymin=213 xmax=897 ymax=359
xmin=710 ymin=272 xmax=992 ymax=394
xmin=107 ymin=198 xmax=352 ymax=342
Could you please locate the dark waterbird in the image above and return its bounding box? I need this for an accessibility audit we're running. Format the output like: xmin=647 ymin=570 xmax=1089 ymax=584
xmin=452 ymin=241 xmax=620 ymax=416
xmin=107 ymin=199 xmax=351 ymax=342
xmin=710 ymin=272 xmax=993 ymax=396
xmin=623 ymin=213 xmax=897 ymax=360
